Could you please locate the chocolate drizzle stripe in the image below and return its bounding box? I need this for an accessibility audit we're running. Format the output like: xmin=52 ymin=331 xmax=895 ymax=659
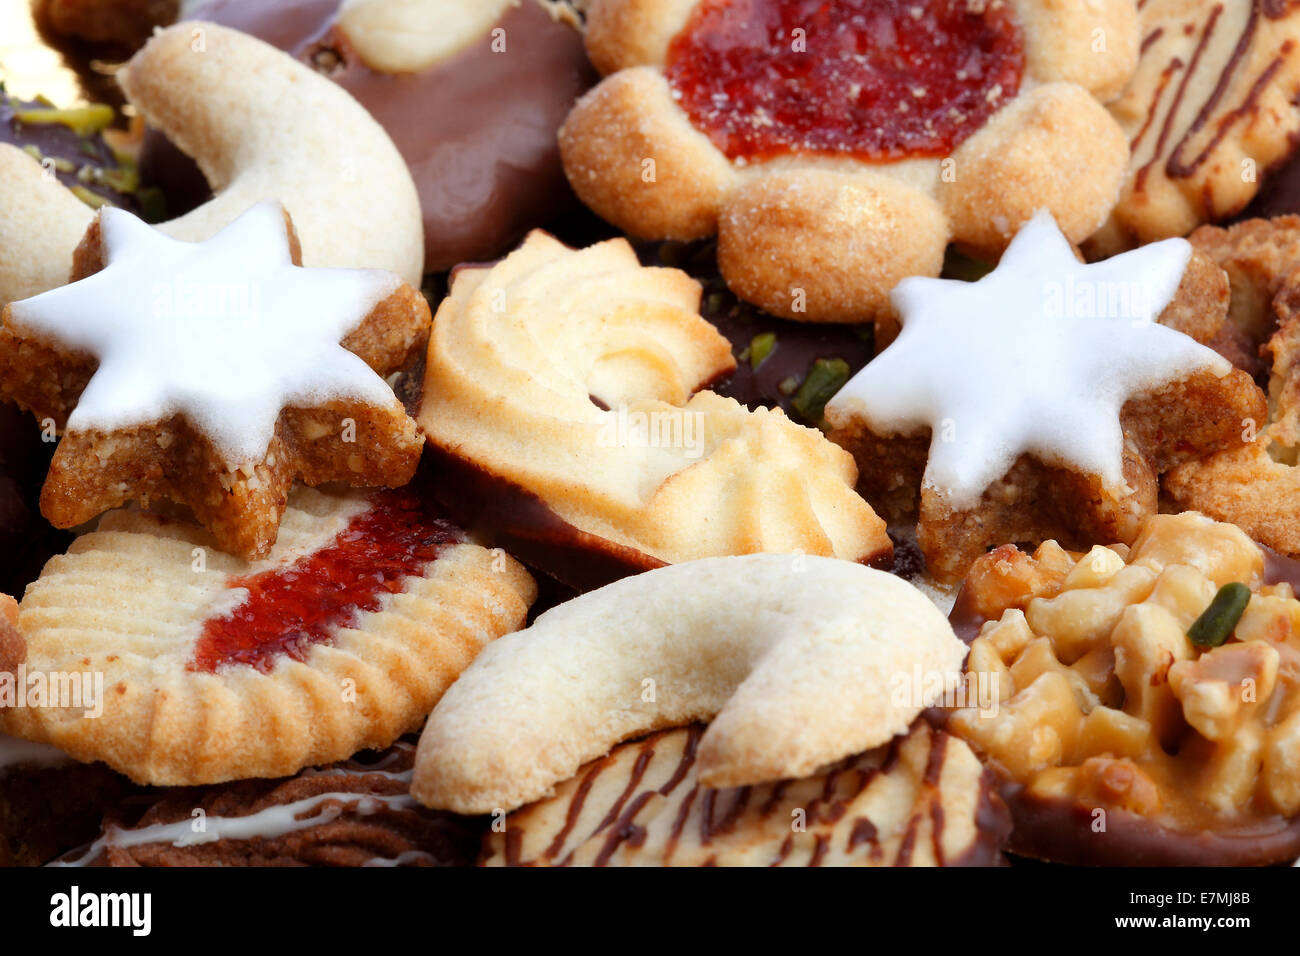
xmin=1166 ymin=3 xmax=1267 ymax=179
xmin=664 ymin=783 xmax=700 ymax=864
xmin=1130 ymin=56 xmax=1183 ymax=155
xmin=1136 ymin=4 xmax=1222 ymax=192
xmin=590 ymin=740 xmax=655 ymax=838
xmin=809 ymin=834 xmax=830 ymax=867
xmin=593 ymin=791 xmax=656 ymax=866
xmin=848 ymin=817 xmax=879 ymax=851
xmin=894 ymin=814 xmax=921 ymax=866
xmin=659 ymin=724 xmax=702 ymax=794
xmin=1141 ymin=26 xmax=1165 ymax=54
xmin=543 ymin=753 xmax=611 ymax=861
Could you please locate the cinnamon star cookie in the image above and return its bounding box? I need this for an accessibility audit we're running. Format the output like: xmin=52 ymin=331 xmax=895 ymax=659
xmin=0 ymin=202 xmax=429 ymax=560
xmin=826 ymin=212 xmax=1264 ymax=582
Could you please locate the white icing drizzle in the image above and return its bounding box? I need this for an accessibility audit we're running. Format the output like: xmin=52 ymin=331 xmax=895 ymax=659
xmin=363 ymin=850 xmax=437 ymax=867
xmin=51 ymin=792 xmax=419 ymax=867
xmin=0 ymin=732 xmax=73 ymax=776
xmin=827 ymin=211 xmax=1229 ymax=509
xmin=6 ymin=202 xmax=402 ymax=469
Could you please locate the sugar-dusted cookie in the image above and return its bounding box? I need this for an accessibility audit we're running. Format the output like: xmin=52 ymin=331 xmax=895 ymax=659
xmin=0 ymin=20 xmax=423 ymax=308
xmin=946 ymin=512 xmax=1300 ymax=866
xmin=826 ymin=212 xmax=1265 ymax=583
xmin=418 ymin=230 xmax=890 ymax=590
xmin=412 ymin=554 xmax=965 ymax=814
xmin=0 ymin=595 xmax=21 ymax=686
xmin=55 ymin=739 xmax=481 ymax=867
xmin=0 ymin=202 xmax=428 ymax=559
xmin=156 ymin=0 xmax=595 ymax=273
xmin=561 ymin=0 xmax=1138 ymax=323
xmin=1165 ymin=216 xmax=1300 ymax=555
xmin=482 ymin=720 xmax=1008 ymax=867
xmin=0 ymin=485 xmax=535 ymax=786
xmin=1090 ymin=0 xmax=1300 ymax=255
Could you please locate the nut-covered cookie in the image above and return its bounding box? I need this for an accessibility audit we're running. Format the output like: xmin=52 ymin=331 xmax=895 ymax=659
xmin=483 ymin=720 xmax=1009 ymax=866
xmin=947 ymin=512 xmax=1300 ymax=865
xmin=417 ymin=230 xmax=890 ymax=590
xmin=0 ymin=485 xmax=536 ymax=786
xmin=826 ymin=212 xmax=1264 ymax=582
xmin=561 ymin=0 xmax=1138 ymax=322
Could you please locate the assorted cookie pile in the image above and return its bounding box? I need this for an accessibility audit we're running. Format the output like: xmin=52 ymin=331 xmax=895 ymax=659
xmin=2 ymin=0 xmax=1300 ymax=868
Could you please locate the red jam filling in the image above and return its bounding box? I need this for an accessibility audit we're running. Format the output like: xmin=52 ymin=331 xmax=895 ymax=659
xmin=189 ymin=490 xmax=463 ymax=674
xmin=665 ymin=0 xmax=1025 ymax=163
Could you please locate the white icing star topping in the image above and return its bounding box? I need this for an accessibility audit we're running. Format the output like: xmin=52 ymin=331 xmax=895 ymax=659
xmin=826 ymin=211 xmax=1232 ymax=508
xmin=7 ymin=202 xmax=401 ymax=468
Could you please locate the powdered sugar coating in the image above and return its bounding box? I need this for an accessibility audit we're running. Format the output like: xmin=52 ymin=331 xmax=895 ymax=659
xmin=6 ymin=203 xmax=401 ymax=469
xmin=826 ymin=211 xmax=1231 ymax=509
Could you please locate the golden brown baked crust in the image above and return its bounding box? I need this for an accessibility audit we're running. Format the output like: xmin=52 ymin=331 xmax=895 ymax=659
xmin=417 ymin=230 xmax=890 ymax=578
xmin=0 ymin=595 xmax=21 ymax=688
xmin=482 ymin=721 xmax=1010 ymax=866
xmin=1090 ymin=0 xmax=1300 ymax=256
xmin=1165 ymin=217 xmax=1300 ymax=555
xmin=0 ymin=486 xmax=536 ymax=786
xmin=561 ymin=0 xmax=1137 ymax=322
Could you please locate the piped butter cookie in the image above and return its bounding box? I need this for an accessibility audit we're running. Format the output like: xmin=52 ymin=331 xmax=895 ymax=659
xmin=825 ymin=212 xmax=1265 ymax=583
xmin=0 ymin=201 xmax=429 ymax=560
xmin=561 ymin=0 xmax=1138 ymax=323
xmin=417 ymin=230 xmax=890 ymax=590
xmin=0 ymin=486 xmax=536 ymax=786
xmin=946 ymin=512 xmax=1300 ymax=866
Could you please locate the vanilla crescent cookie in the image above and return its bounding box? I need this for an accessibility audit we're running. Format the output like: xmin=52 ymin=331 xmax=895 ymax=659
xmin=411 ymin=554 xmax=967 ymax=815
xmin=417 ymin=230 xmax=890 ymax=589
xmin=0 ymin=20 xmax=422 ymax=307
xmin=560 ymin=0 xmax=1138 ymax=322
xmin=481 ymin=721 xmax=1009 ymax=866
xmin=0 ymin=486 xmax=536 ymax=785
xmin=1089 ymin=0 xmax=1300 ymax=255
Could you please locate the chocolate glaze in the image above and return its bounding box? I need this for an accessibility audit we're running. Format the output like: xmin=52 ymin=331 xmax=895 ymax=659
xmin=417 ymin=442 xmax=667 ymax=594
xmin=0 ymin=95 xmax=138 ymax=211
xmin=1003 ymin=781 xmax=1300 ymax=867
xmin=0 ymin=404 xmax=73 ymax=599
xmin=143 ymin=0 xmax=596 ymax=272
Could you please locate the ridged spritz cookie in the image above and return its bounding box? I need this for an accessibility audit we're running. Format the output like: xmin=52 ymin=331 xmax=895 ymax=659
xmin=0 ymin=486 xmax=536 ymax=786
xmin=418 ymin=230 xmax=889 ymax=589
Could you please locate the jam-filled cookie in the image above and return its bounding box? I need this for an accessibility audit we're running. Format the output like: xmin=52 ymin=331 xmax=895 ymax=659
xmin=56 ymin=739 xmax=480 ymax=867
xmin=413 ymin=553 xmax=1007 ymax=865
xmin=1165 ymin=216 xmax=1300 ymax=555
xmin=561 ymin=0 xmax=1138 ymax=322
xmin=825 ymin=212 xmax=1265 ymax=582
xmin=417 ymin=230 xmax=890 ymax=590
xmin=1091 ymin=0 xmax=1300 ymax=254
xmin=0 ymin=485 xmax=536 ymax=785
xmin=149 ymin=0 xmax=595 ymax=273
xmin=0 ymin=202 xmax=428 ymax=559
xmin=946 ymin=512 xmax=1300 ymax=866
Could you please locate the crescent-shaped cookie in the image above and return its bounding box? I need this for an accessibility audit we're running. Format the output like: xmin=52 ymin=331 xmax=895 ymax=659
xmin=411 ymin=554 xmax=966 ymax=815
xmin=0 ymin=21 xmax=423 ymax=307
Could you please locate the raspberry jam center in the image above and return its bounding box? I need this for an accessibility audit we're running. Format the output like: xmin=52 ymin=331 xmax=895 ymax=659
xmin=190 ymin=490 xmax=462 ymax=674
xmin=665 ymin=0 xmax=1024 ymax=162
